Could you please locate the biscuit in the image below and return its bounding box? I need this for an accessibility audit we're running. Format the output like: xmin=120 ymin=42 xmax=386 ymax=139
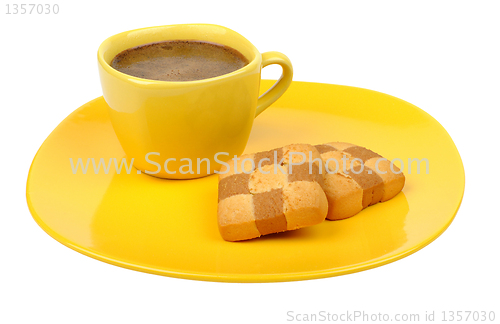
xmin=315 ymin=142 xmax=405 ymax=220
xmin=217 ymin=144 xmax=328 ymax=241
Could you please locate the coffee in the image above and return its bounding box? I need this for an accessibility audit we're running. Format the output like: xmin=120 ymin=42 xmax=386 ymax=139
xmin=110 ymin=40 xmax=249 ymax=82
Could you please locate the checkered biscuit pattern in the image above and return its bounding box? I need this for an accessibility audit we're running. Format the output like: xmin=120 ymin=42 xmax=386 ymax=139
xmin=315 ymin=142 xmax=405 ymax=220
xmin=217 ymin=144 xmax=328 ymax=242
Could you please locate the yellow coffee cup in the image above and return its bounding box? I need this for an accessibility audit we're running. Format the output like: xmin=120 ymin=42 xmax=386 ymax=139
xmin=97 ymin=24 xmax=292 ymax=179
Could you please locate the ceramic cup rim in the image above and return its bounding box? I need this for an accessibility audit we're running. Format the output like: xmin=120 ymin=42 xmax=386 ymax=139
xmin=97 ymin=23 xmax=261 ymax=88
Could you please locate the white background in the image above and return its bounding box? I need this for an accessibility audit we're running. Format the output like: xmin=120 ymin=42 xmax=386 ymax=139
xmin=1 ymin=1 xmax=499 ymax=323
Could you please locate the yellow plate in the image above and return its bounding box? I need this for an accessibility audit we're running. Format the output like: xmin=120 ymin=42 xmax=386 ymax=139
xmin=26 ymin=80 xmax=464 ymax=282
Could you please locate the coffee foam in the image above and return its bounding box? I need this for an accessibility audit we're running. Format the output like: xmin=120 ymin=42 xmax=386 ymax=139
xmin=111 ymin=40 xmax=249 ymax=82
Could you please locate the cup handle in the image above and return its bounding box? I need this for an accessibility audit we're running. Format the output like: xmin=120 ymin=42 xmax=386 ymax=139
xmin=255 ymin=51 xmax=293 ymax=117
